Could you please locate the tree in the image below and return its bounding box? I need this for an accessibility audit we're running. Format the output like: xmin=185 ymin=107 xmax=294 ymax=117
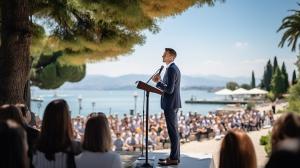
xmin=292 ymin=69 xmax=297 ymax=85
xmin=251 ymin=70 xmax=256 ymax=88
xmin=261 ymin=60 xmax=273 ymax=91
xmin=288 ymin=80 xmax=300 ymax=113
xmin=281 ymin=62 xmax=290 ymax=93
xmin=0 ymin=0 xmax=31 ymax=105
xmin=278 ymin=3 xmax=300 ymax=52
xmin=30 ymin=51 xmax=86 ymax=89
xmin=271 ymin=67 xmax=285 ymax=98
xmin=273 ymin=56 xmax=278 ymax=73
xmin=0 ymin=0 xmax=224 ymax=105
xmin=240 ymin=83 xmax=251 ymax=90
xmin=226 ymin=81 xmax=239 ymax=91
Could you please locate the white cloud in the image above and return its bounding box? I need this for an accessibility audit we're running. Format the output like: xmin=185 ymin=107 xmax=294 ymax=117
xmin=235 ymin=41 xmax=249 ymax=49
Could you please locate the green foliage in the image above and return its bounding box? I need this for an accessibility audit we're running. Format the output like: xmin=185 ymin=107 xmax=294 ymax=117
xmin=251 ymin=70 xmax=256 ymax=88
xmin=260 ymin=133 xmax=272 ymax=156
xmin=30 ymin=52 xmax=86 ymax=89
xmin=240 ymin=83 xmax=251 ymax=90
xmin=271 ymin=67 xmax=285 ymax=98
xmin=267 ymin=91 xmax=276 ymax=102
xmin=226 ymin=81 xmax=239 ymax=90
xmin=288 ymin=80 xmax=300 ymax=113
xmin=278 ymin=3 xmax=300 ymax=52
xmin=260 ymin=135 xmax=269 ymax=145
xmin=281 ymin=62 xmax=290 ymax=93
xmin=261 ymin=59 xmax=273 ymax=91
xmin=292 ymin=69 xmax=298 ymax=85
xmin=273 ymin=56 xmax=278 ymax=73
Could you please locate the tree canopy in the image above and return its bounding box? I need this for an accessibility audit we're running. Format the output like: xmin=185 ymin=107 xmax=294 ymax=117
xmin=226 ymin=81 xmax=239 ymax=90
xmin=23 ymin=0 xmax=224 ymax=89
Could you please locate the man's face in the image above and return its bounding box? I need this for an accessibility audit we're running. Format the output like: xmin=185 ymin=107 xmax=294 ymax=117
xmin=162 ymin=51 xmax=173 ymax=63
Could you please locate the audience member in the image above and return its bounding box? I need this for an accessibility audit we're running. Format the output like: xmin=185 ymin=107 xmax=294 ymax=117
xmin=33 ymin=99 xmax=81 ymax=168
xmin=75 ymin=112 xmax=122 ymax=168
xmin=271 ymin=112 xmax=300 ymax=152
xmin=0 ymin=120 xmax=29 ymax=168
xmin=219 ymin=129 xmax=257 ymax=168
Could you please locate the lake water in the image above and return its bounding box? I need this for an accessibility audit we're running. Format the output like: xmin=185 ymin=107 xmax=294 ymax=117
xmin=31 ymin=88 xmax=225 ymax=117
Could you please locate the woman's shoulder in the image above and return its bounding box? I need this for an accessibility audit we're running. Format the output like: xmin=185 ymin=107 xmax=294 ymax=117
xmin=70 ymin=140 xmax=82 ymax=154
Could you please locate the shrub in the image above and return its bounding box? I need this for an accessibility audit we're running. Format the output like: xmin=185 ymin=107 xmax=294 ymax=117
xmin=259 ymin=132 xmax=272 ymax=156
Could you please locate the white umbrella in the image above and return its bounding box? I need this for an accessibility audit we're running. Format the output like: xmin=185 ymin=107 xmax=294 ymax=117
xmin=248 ymin=88 xmax=268 ymax=95
xmin=215 ymin=88 xmax=233 ymax=95
xmin=232 ymin=88 xmax=249 ymax=95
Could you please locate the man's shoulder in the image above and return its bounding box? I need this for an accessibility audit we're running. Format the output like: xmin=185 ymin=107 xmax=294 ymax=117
xmin=169 ymin=63 xmax=180 ymax=74
xmin=169 ymin=63 xmax=179 ymax=70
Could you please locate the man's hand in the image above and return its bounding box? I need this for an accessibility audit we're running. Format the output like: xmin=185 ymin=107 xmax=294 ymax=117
xmin=152 ymin=74 xmax=161 ymax=83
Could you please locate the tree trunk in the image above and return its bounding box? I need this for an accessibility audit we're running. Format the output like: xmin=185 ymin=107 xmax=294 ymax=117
xmin=0 ymin=0 xmax=31 ymax=105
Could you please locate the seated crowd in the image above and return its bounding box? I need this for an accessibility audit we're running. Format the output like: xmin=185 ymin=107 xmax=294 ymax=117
xmin=0 ymin=99 xmax=298 ymax=168
xmin=70 ymin=107 xmax=275 ymax=151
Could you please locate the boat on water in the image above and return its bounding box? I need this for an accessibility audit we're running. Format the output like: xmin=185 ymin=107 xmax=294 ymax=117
xmin=31 ymin=96 xmax=43 ymax=102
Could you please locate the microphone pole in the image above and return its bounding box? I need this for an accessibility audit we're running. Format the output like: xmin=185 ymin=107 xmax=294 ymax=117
xmin=141 ymin=65 xmax=164 ymax=157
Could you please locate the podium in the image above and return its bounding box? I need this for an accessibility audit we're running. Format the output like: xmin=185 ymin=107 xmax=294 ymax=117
xmin=135 ymin=81 xmax=162 ymax=167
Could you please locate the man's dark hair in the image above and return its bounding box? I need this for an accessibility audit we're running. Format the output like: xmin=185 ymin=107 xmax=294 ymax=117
xmin=165 ymin=48 xmax=177 ymax=57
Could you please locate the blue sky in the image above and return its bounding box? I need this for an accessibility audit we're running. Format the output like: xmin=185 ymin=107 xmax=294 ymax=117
xmin=87 ymin=0 xmax=299 ymax=79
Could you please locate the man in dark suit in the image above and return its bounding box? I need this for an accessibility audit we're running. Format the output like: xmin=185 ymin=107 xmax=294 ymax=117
xmin=152 ymin=48 xmax=181 ymax=166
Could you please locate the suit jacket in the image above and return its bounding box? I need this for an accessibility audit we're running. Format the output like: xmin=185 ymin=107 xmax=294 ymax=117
xmin=156 ymin=63 xmax=181 ymax=110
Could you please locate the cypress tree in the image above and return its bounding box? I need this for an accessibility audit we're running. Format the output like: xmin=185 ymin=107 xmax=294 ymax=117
xmin=271 ymin=67 xmax=285 ymax=97
xmin=292 ymin=70 xmax=297 ymax=85
xmin=281 ymin=62 xmax=289 ymax=93
xmin=251 ymin=70 xmax=256 ymax=88
xmin=273 ymin=56 xmax=278 ymax=73
xmin=262 ymin=60 xmax=273 ymax=91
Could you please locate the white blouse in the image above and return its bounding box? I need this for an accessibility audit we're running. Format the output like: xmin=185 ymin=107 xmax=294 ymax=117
xmin=33 ymin=151 xmax=68 ymax=168
xmin=75 ymin=151 xmax=122 ymax=168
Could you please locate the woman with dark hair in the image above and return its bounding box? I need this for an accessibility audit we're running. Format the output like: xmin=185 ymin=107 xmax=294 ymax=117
xmin=0 ymin=104 xmax=38 ymax=168
xmin=265 ymin=138 xmax=300 ymax=168
xmin=75 ymin=112 xmax=122 ymax=168
xmin=271 ymin=112 xmax=300 ymax=152
xmin=219 ymin=129 xmax=257 ymax=168
xmin=33 ymin=99 xmax=81 ymax=168
xmin=0 ymin=120 xmax=29 ymax=168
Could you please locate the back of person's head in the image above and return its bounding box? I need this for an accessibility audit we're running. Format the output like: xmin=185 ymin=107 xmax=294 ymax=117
xmin=0 ymin=120 xmax=29 ymax=168
xmin=265 ymin=138 xmax=300 ymax=168
xmin=15 ymin=103 xmax=31 ymax=124
xmin=271 ymin=112 xmax=300 ymax=151
xmin=83 ymin=112 xmax=112 ymax=152
xmin=38 ymin=99 xmax=73 ymax=160
xmin=0 ymin=104 xmax=25 ymax=126
xmin=219 ymin=129 xmax=257 ymax=168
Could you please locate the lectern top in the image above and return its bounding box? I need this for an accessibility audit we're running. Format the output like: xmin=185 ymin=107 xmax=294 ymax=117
xmin=136 ymin=81 xmax=163 ymax=95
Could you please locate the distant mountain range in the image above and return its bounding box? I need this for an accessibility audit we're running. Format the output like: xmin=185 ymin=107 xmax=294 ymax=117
xmin=59 ymin=74 xmax=250 ymax=90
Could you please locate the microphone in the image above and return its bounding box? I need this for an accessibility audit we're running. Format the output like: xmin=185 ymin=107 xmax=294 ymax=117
xmin=157 ymin=65 xmax=164 ymax=75
xmin=146 ymin=65 xmax=164 ymax=83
